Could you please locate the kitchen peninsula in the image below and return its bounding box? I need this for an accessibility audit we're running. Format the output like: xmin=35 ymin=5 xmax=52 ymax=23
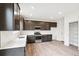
xmin=0 ymin=35 xmax=26 ymax=56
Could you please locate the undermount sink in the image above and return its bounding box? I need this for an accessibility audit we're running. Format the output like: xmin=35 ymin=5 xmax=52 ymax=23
xmin=19 ymin=37 xmax=25 ymax=38
xmin=19 ymin=35 xmax=26 ymax=39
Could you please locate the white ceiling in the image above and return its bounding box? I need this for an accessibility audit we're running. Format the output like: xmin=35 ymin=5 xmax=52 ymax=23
xmin=19 ymin=3 xmax=79 ymax=20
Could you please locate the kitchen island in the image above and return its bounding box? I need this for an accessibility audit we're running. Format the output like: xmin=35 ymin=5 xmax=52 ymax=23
xmin=0 ymin=35 xmax=27 ymax=56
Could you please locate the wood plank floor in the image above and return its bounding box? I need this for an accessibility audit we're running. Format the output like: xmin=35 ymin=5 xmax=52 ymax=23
xmin=26 ymin=41 xmax=79 ymax=56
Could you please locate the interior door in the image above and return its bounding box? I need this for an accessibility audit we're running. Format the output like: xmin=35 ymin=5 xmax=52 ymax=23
xmin=69 ymin=21 xmax=78 ymax=46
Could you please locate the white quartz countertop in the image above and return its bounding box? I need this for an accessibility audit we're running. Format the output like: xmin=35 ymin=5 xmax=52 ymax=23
xmin=0 ymin=35 xmax=27 ymax=50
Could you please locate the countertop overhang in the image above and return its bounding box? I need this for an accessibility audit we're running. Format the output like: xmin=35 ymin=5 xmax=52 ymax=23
xmin=0 ymin=35 xmax=27 ymax=50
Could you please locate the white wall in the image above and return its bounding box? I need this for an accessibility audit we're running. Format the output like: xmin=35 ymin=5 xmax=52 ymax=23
xmin=51 ymin=18 xmax=64 ymax=41
xmin=78 ymin=20 xmax=79 ymax=50
xmin=56 ymin=17 xmax=64 ymax=41
xmin=1 ymin=31 xmax=20 ymax=48
xmin=64 ymin=17 xmax=69 ymax=46
xmin=51 ymin=28 xmax=57 ymax=40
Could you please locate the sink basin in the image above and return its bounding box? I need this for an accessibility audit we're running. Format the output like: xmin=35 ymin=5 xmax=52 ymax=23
xmin=19 ymin=35 xmax=26 ymax=39
xmin=19 ymin=37 xmax=25 ymax=38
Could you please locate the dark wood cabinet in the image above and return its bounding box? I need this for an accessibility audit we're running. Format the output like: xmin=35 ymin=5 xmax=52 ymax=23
xmin=0 ymin=3 xmax=14 ymax=31
xmin=27 ymin=34 xmax=52 ymax=43
xmin=14 ymin=15 xmax=20 ymax=30
xmin=42 ymin=35 xmax=52 ymax=42
xmin=14 ymin=4 xmax=20 ymax=30
xmin=0 ymin=3 xmax=20 ymax=31
xmin=27 ymin=35 xmax=35 ymax=43
xmin=49 ymin=22 xmax=57 ymax=27
xmin=23 ymin=20 xmax=57 ymax=30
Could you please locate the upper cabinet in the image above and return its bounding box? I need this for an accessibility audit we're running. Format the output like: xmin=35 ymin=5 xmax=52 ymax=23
xmin=0 ymin=3 xmax=21 ymax=31
xmin=23 ymin=20 xmax=57 ymax=30
xmin=14 ymin=4 xmax=20 ymax=30
xmin=0 ymin=3 xmax=14 ymax=31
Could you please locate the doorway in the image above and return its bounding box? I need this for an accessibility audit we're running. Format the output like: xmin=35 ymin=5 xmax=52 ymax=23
xmin=69 ymin=21 xmax=78 ymax=47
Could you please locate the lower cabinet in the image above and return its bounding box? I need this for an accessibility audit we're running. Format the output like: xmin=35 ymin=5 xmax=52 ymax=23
xmin=42 ymin=35 xmax=52 ymax=42
xmin=0 ymin=47 xmax=25 ymax=56
xmin=27 ymin=34 xmax=52 ymax=43
xmin=27 ymin=35 xmax=35 ymax=43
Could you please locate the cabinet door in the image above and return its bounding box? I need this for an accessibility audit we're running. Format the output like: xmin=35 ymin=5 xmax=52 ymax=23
xmin=47 ymin=35 xmax=52 ymax=41
xmin=42 ymin=35 xmax=52 ymax=42
xmin=27 ymin=36 xmax=35 ymax=43
xmin=0 ymin=3 xmax=14 ymax=30
xmin=15 ymin=19 xmax=20 ymax=30
xmin=49 ymin=22 xmax=57 ymax=27
xmin=42 ymin=35 xmax=48 ymax=42
xmin=14 ymin=4 xmax=20 ymax=30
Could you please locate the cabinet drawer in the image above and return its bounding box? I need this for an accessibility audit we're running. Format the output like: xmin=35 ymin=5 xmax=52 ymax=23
xmin=27 ymin=36 xmax=35 ymax=43
xmin=42 ymin=35 xmax=52 ymax=42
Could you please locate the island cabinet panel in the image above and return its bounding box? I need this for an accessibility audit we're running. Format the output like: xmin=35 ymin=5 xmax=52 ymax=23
xmin=0 ymin=47 xmax=26 ymax=56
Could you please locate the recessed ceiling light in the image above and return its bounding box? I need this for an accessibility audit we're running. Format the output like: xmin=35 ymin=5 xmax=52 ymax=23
xmin=58 ymin=11 xmax=62 ymax=15
xmin=31 ymin=6 xmax=35 ymax=10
